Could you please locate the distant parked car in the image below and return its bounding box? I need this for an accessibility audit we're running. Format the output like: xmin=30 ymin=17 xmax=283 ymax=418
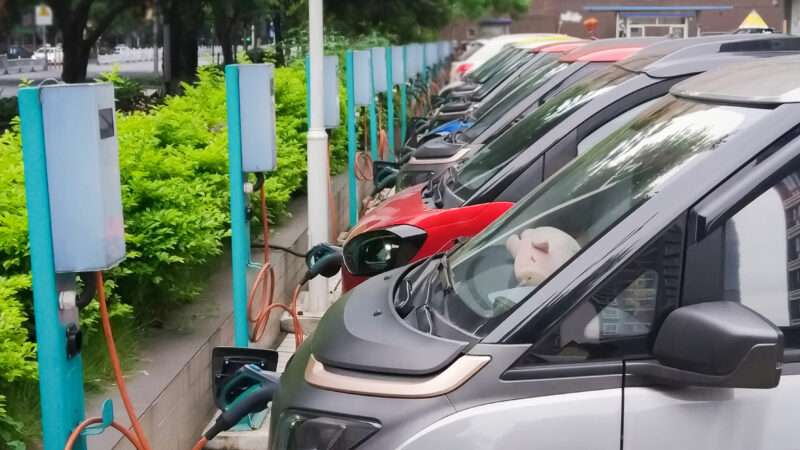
xmin=4 ymin=46 xmax=32 ymax=59
xmin=113 ymin=45 xmax=131 ymax=54
xmin=32 ymin=46 xmax=62 ymax=62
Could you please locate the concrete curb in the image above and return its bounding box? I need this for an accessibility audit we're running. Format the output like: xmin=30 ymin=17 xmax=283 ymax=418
xmin=85 ymin=174 xmax=352 ymax=450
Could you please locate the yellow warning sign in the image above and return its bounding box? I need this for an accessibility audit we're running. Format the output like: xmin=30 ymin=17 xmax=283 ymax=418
xmin=739 ymin=9 xmax=769 ymax=29
xmin=34 ymin=4 xmax=52 ymax=26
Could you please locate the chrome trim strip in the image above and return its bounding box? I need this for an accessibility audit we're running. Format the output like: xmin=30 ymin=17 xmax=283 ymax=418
xmin=305 ymin=354 xmax=491 ymax=398
xmin=407 ymin=145 xmax=474 ymax=165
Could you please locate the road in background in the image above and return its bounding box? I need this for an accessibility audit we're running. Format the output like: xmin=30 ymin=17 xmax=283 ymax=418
xmin=0 ymin=55 xmax=216 ymax=98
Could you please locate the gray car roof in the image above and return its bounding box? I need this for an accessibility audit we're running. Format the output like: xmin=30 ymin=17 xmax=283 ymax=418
xmin=671 ymin=55 xmax=800 ymax=105
xmin=616 ymin=34 xmax=800 ymax=77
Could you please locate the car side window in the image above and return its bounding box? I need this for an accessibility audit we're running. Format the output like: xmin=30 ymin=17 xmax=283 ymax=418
xmin=721 ymin=170 xmax=800 ymax=350
xmin=577 ymin=98 xmax=662 ymax=155
xmin=526 ymin=223 xmax=684 ymax=364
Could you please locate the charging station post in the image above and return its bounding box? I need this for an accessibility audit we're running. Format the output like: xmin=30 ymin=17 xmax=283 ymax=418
xmin=345 ymin=50 xmax=358 ymax=227
xmin=399 ymin=46 xmax=408 ymax=143
xmin=384 ymin=47 xmax=395 ymax=161
xmin=367 ymin=50 xmax=378 ymax=160
xmin=19 ymin=82 xmax=126 ymax=450
xmin=224 ymin=64 xmax=278 ymax=348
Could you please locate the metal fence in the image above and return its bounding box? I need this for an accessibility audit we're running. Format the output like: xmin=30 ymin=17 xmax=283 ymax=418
xmin=97 ymin=47 xmax=161 ymax=65
xmin=0 ymin=56 xmax=48 ymax=75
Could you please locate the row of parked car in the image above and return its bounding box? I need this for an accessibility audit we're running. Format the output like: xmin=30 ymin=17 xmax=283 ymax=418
xmin=269 ymin=33 xmax=800 ymax=449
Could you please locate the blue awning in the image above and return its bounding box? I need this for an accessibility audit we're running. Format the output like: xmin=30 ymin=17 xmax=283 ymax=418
xmin=584 ymin=5 xmax=734 ymax=12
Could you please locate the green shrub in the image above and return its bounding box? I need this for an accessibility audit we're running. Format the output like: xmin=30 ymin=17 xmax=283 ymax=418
xmin=96 ymin=66 xmax=162 ymax=112
xmin=0 ymin=61 xmax=348 ymax=447
xmin=0 ymin=98 xmax=17 ymax=134
xmin=0 ymin=275 xmax=37 ymax=449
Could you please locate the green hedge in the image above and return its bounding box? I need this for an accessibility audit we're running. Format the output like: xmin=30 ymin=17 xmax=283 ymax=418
xmin=0 ymin=62 xmax=348 ymax=447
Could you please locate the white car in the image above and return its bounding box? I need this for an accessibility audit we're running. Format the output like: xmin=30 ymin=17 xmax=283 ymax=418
xmin=31 ymin=46 xmax=63 ymax=63
xmin=449 ymin=34 xmax=564 ymax=82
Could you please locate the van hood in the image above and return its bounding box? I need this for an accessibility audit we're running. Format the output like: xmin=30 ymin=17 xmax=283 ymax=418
xmin=311 ymin=267 xmax=469 ymax=376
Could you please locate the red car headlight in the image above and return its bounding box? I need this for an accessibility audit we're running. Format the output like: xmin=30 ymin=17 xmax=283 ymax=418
xmin=343 ymin=225 xmax=427 ymax=276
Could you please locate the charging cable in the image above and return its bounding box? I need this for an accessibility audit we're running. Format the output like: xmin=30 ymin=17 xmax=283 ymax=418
xmin=64 ymin=272 xmax=151 ymax=450
xmin=246 ymin=182 xmax=305 ymax=347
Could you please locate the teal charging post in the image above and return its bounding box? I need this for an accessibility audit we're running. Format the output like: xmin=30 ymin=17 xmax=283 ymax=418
xmin=19 ymin=82 xmax=126 ymax=450
xmin=225 ymin=64 xmax=278 ymax=348
xmin=345 ymin=50 xmax=358 ymax=226
xmin=368 ymin=54 xmax=378 ymax=160
xmin=224 ymin=65 xmax=251 ymax=348
xmin=18 ymin=87 xmax=88 ymax=450
xmin=400 ymin=46 xmax=408 ymax=144
xmin=385 ymin=47 xmax=395 ymax=161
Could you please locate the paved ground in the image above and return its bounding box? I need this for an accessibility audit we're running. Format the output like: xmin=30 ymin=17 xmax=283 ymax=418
xmin=1 ymin=61 xmax=158 ymax=97
xmin=1 ymin=57 xmax=215 ymax=97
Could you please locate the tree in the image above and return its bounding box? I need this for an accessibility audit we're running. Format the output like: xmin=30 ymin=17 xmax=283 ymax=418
xmin=161 ymin=0 xmax=204 ymax=91
xmin=0 ymin=0 xmax=23 ymax=51
xmin=324 ymin=0 xmax=529 ymax=42
xmin=208 ymin=0 xmax=282 ymax=65
xmin=48 ymin=0 xmax=139 ymax=82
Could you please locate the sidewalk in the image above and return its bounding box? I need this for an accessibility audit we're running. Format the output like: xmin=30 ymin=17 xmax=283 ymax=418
xmin=84 ymin=173 xmax=351 ymax=450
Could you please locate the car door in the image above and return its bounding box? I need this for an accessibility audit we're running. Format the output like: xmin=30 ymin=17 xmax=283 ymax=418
xmin=623 ymin=147 xmax=800 ymax=450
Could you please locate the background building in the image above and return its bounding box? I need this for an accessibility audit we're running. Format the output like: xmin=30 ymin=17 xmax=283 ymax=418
xmin=443 ymin=0 xmax=792 ymax=39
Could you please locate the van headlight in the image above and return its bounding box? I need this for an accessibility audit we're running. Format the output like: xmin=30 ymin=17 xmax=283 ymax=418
xmin=273 ymin=410 xmax=381 ymax=450
xmin=342 ymin=225 xmax=427 ymax=276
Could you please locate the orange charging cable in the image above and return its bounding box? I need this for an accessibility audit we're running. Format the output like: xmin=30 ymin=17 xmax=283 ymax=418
xmin=65 ymin=417 xmax=143 ymax=450
xmin=246 ymin=184 xmax=304 ymax=348
xmin=63 ymin=273 xmax=152 ymax=450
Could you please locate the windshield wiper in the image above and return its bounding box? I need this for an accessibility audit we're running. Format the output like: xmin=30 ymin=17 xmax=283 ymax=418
xmin=416 ymin=265 xmax=437 ymax=334
xmin=438 ymin=254 xmax=454 ymax=294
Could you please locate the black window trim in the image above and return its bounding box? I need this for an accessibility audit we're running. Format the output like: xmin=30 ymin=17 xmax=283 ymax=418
xmin=686 ymin=126 xmax=800 ymax=362
xmin=690 ymin=124 xmax=800 ymax=243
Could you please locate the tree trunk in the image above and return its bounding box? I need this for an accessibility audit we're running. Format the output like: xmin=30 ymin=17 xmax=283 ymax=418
xmin=164 ymin=0 xmax=201 ymax=92
xmin=273 ymin=11 xmax=285 ymax=67
xmin=220 ymin=32 xmax=234 ymax=65
xmin=60 ymin=31 xmax=91 ymax=82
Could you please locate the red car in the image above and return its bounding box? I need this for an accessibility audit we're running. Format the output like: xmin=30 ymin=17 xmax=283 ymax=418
xmin=342 ymin=38 xmax=661 ymax=291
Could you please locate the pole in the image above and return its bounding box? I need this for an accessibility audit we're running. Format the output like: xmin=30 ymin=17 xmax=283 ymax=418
xmin=368 ymin=54 xmax=378 ymax=160
xmin=307 ymin=0 xmax=330 ymax=314
xmin=152 ymin=0 xmax=159 ymax=75
xmin=18 ymin=87 xmax=87 ymax=450
xmin=400 ymin=46 xmax=408 ymax=143
xmin=345 ymin=50 xmax=358 ymax=227
xmin=224 ymin=66 xmax=250 ymax=348
xmin=385 ymin=47 xmax=395 ymax=161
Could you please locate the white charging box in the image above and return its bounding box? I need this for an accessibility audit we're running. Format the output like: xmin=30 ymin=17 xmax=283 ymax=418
xmin=236 ymin=64 xmax=277 ymax=173
xmin=323 ymin=55 xmax=341 ymax=128
xmin=370 ymin=47 xmax=387 ymax=93
xmin=40 ymin=83 xmax=126 ymax=273
xmin=353 ymin=50 xmax=372 ymax=105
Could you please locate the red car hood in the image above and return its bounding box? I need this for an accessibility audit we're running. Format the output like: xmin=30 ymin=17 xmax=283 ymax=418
xmin=350 ymin=185 xmax=433 ymax=235
xmin=343 ymin=184 xmax=513 ymax=291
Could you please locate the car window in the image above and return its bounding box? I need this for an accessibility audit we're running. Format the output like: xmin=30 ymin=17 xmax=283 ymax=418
xmin=527 ymin=224 xmax=683 ymax=363
xmin=463 ymin=60 xmax=567 ymax=141
xmin=451 ymin=65 xmax=636 ymax=201
xmin=577 ymin=97 xmax=663 ymax=155
xmin=721 ymin=169 xmax=800 ymax=349
xmin=440 ymin=97 xmax=770 ymax=337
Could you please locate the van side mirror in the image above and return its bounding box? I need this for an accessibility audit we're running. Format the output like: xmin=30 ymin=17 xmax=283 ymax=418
xmin=627 ymin=301 xmax=783 ymax=389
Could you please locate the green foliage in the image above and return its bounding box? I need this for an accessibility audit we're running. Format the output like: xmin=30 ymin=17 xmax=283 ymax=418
xmin=0 ymin=275 xmax=37 ymax=449
xmin=0 ymin=99 xmax=17 ymax=133
xmin=0 ymin=62 xmax=347 ymax=446
xmin=96 ymin=66 xmax=162 ymax=112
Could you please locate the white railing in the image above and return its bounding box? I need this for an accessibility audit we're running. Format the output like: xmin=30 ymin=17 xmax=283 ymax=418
xmin=0 ymin=56 xmax=47 ymax=75
xmin=97 ymin=47 xmax=162 ymax=65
